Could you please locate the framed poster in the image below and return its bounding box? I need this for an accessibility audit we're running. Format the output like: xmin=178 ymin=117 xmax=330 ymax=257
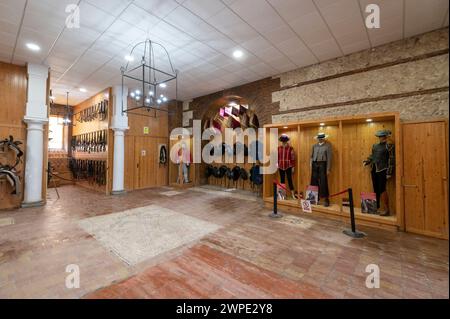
xmin=361 ymin=192 xmax=377 ymax=214
xmin=301 ymin=200 xmax=312 ymax=213
xmin=305 ymin=185 xmax=319 ymax=205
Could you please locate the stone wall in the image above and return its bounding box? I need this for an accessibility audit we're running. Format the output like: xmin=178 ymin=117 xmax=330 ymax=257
xmin=272 ymin=28 xmax=449 ymax=123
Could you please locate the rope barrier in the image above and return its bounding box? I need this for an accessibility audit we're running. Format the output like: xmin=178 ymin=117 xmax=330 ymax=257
xmin=269 ymin=181 xmax=366 ymax=239
xmin=328 ymin=189 xmax=349 ymax=198
xmin=47 ymin=170 xmax=75 ymax=183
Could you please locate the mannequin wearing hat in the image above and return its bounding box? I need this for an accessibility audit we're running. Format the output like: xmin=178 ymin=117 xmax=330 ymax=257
xmin=310 ymin=133 xmax=332 ymax=207
xmin=278 ymin=134 xmax=297 ymax=199
xmin=364 ymin=130 xmax=395 ymax=216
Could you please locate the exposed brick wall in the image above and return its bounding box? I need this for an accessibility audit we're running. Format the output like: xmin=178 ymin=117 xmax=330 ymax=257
xmin=168 ymin=100 xmax=183 ymax=133
xmin=187 ymin=77 xmax=281 ymax=127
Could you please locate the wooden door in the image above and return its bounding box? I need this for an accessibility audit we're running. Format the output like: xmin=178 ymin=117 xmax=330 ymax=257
xmin=134 ymin=137 xmax=157 ymax=189
xmin=403 ymin=121 xmax=448 ymax=239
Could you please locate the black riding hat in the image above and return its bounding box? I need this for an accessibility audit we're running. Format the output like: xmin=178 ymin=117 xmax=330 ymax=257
xmin=240 ymin=168 xmax=249 ymax=180
xmin=205 ymin=165 xmax=214 ymax=178
xmin=232 ymin=166 xmax=241 ymax=181
xmin=219 ymin=165 xmax=228 ymax=178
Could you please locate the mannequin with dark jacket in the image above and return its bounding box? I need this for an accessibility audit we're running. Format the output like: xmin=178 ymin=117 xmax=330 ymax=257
xmin=364 ymin=130 xmax=395 ymax=216
xmin=310 ymin=132 xmax=332 ymax=207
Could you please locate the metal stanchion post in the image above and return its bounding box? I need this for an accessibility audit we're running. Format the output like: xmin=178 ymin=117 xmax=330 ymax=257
xmin=269 ymin=182 xmax=283 ymax=218
xmin=343 ymin=188 xmax=366 ymax=238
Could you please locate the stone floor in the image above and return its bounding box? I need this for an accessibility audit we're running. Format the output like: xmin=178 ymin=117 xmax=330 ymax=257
xmin=0 ymin=185 xmax=448 ymax=299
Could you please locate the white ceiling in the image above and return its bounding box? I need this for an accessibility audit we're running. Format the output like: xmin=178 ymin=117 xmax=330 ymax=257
xmin=0 ymin=0 xmax=448 ymax=105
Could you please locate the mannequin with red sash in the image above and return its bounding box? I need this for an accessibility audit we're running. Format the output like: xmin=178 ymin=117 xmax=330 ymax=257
xmin=277 ymin=134 xmax=297 ymax=199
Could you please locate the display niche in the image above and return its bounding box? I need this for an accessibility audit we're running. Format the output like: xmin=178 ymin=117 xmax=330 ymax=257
xmin=201 ymin=95 xmax=262 ymax=194
xmin=263 ymin=112 xmax=401 ymax=232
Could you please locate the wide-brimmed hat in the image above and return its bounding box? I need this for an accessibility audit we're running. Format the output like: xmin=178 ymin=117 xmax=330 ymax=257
xmin=315 ymin=132 xmax=328 ymax=139
xmin=375 ymin=130 xmax=391 ymax=137
xmin=279 ymin=134 xmax=290 ymax=143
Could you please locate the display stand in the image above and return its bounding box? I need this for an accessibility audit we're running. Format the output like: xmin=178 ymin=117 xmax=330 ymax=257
xmin=263 ymin=112 xmax=402 ymax=232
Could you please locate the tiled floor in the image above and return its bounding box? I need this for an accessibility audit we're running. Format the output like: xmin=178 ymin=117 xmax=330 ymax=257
xmin=0 ymin=185 xmax=448 ymax=299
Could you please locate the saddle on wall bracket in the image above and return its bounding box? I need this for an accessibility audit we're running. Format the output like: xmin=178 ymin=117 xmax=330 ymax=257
xmin=0 ymin=136 xmax=24 ymax=196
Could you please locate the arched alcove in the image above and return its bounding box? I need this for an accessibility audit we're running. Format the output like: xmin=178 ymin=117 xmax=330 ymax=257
xmin=196 ymin=95 xmax=261 ymax=192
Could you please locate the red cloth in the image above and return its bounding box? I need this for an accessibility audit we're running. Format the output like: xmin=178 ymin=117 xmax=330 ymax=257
xmin=278 ymin=145 xmax=295 ymax=170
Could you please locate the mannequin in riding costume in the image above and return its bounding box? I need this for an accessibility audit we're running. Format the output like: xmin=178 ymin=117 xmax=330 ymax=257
xmin=277 ymin=134 xmax=297 ymax=200
xmin=364 ymin=130 xmax=395 ymax=216
xmin=310 ymin=132 xmax=332 ymax=207
xmin=177 ymin=142 xmax=192 ymax=183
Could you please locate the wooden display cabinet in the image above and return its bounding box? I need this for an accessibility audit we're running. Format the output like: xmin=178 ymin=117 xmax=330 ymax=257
xmin=263 ymin=112 xmax=402 ymax=231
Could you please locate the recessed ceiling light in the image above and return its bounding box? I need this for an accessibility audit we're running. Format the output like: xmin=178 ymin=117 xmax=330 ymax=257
xmin=145 ymin=98 xmax=150 ymax=103
xmin=366 ymin=119 xmax=373 ymax=122
xmin=162 ymin=97 xmax=168 ymax=102
xmin=149 ymin=91 xmax=154 ymax=96
xmin=233 ymin=50 xmax=243 ymax=59
xmin=157 ymin=99 xmax=162 ymax=104
xmin=160 ymin=94 xmax=164 ymax=98
xmin=79 ymin=88 xmax=87 ymax=93
xmin=320 ymin=123 xmax=325 ymax=126
xmin=159 ymin=83 xmax=167 ymax=88
xmin=283 ymin=126 xmax=288 ymax=129
xmin=125 ymin=55 xmax=134 ymax=62
xmin=135 ymin=89 xmax=141 ymax=95
xmin=26 ymin=43 xmax=41 ymax=52
xmin=130 ymin=92 xmax=135 ymax=98
xmin=135 ymin=95 xmax=141 ymax=101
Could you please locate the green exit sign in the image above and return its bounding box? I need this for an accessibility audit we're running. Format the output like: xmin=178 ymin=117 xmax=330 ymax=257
xmin=143 ymin=127 xmax=149 ymax=134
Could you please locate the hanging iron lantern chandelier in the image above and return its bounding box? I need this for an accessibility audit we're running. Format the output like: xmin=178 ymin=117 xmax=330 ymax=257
xmin=120 ymin=39 xmax=178 ymax=117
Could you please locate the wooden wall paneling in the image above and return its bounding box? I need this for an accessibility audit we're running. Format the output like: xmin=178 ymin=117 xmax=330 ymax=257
xmin=395 ymin=114 xmax=404 ymax=230
xmin=403 ymin=121 xmax=449 ymax=239
xmin=126 ymin=107 xmax=169 ymax=138
xmin=402 ymin=124 xmax=424 ymax=232
xmin=156 ymin=137 xmax=169 ymax=186
xmin=338 ymin=121 xmax=344 ymax=213
xmin=124 ymin=135 xmax=135 ymax=191
xmin=423 ymin=122 xmax=448 ymax=238
xmin=125 ymin=102 xmax=169 ymax=191
xmin=297 ymin=125 xmax=301 ymax=206
xmin=0 ymin=62 xmax=27 ymax=210
xmin=341 ymin=119 xmax=396 ymax=215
